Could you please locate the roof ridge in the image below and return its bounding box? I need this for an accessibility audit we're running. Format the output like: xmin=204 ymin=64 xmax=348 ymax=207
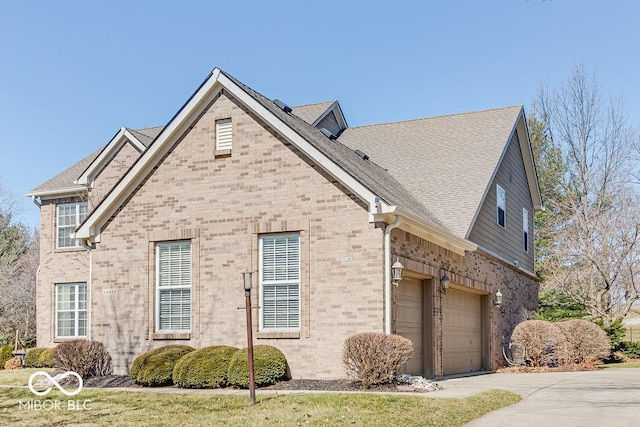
xmin=292 ymin=100 xmax=336 ymax=109
xmin=348 ymin=105 xmax=523 ymax=130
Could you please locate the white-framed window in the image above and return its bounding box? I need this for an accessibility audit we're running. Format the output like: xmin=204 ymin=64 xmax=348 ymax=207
xmin=523 ymin=208 xmax=529 ymax=252
xmin=56 ymin=202 xmax=88 ymax=248
xmin=156 ymin=241 xmax=192 ymax=332
xmin=215 ymin=118 xmax=233 ymax=151
xmin=55 ymin=283 xmax=87 ymax=338
xmin=259 ymin=233 xmax=300 ymax=330
xmin=496 ymin=184 xmax=506 ymax=228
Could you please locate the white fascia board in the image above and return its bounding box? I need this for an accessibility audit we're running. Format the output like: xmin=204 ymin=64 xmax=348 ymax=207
xmin=76 ymin=69 xmax=224 ymax=242
xmin=476 ymin=244 xmax=537 ymax=279
xmin=25 ymin=186 xmax=86 ymax=199
xmin=76 ymin=128 xmax=145 ymax=186
xmin=217 ymin=72 xmax=392 ymax=215
xmin=374 ymin=208 xmax=477 ymax=256
xmin=516 ymin=110 xmax=543 ymax=211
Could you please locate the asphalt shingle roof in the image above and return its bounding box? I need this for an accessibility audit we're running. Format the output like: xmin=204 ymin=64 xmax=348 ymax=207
xmin=291 ymin=101 xmax=335 ymax=125
xmin=221 ymin=70 xmax=450 ymax=231
xmin=338 ymin=106 xmax=522 ymax=238
xmin=28 ymin=126 xmax=162 ymax=195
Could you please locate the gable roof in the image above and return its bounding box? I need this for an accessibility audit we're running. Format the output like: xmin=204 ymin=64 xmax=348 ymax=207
xmin=292 ymin=101 xmax=335 ymax=125
xmin=339 ymin=106 xmax=542 ymax=238
xmin=27 ymin=126 xmax=162 ymax=198
xmin=26 ymin=147 xmax=102 ymax=198
xmin=74 ymin=68 xmax=475 ymax=253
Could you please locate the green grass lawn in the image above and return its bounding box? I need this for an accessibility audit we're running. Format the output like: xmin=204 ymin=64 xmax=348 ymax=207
xmin=0 ymin=369 xmax=521 ymax=426
xmin=603 ymin=361 xmax=640 ymax=369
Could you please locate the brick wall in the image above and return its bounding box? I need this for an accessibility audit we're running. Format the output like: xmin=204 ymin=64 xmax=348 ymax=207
xmin=88 ymin=92 xmax=385 ymax=378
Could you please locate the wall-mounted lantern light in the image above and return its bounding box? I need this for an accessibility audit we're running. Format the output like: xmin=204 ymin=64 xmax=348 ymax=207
xmin=391 ymin=258 xmax=404 ymax=286
xmin=495 ymin=289 xmax=503 ymax=306
xmin=440 ymin=274 xmax=450 ymax=294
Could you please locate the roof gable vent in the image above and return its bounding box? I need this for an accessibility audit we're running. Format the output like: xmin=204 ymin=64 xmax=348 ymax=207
xmin=319 ymin=128 xmax=337 ymax=140
xmin=273 ymin=99 xmax=292 ymax=113
xmin=354 ymin=149 xmax=369 ymax=161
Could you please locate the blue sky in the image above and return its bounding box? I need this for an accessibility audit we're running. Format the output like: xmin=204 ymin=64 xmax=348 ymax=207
xmin=1 ymin=1 xmax=639 ymax=229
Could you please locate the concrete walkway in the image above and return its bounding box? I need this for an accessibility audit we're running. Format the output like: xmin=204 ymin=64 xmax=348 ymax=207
xmin=434 ymin=369 xmax=640 ymax=426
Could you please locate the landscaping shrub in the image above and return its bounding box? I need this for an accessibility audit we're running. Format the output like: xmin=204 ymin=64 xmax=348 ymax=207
xmin=510 ymin=320 xmax=566 ymax=367
xmin=0 ymin=344 xmax=14 ymax=369
xmin=38 ymin=347 xmax=55 ymax=368
xmin=342 ymin=332 xmax=414 ymax=389
xmin=173 ymin=346 xmax=239 ymax=388
xmin=620 ymin=341 xmax=640 ymax=359
xmin=53 ymin=340 xmax=113 ymax=378
xmin=556 ymin=319 xmax=610 ymax=364
xmin=227 ymin=345 xmax=288 ymax=388
xmin=24 ymin=347 xmax=47 ymax=368
xmin=4 ymin=356 xmax=22 ymax=370
xmin=130 ymin=345 xmax=194 ymax=386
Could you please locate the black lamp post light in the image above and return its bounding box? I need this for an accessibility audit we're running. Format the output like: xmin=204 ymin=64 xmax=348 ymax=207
xmin=242 ymin=270 xmax=256 ymax=406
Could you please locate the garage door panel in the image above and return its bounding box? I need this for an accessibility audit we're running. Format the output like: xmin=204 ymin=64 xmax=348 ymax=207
xmin=443 ymin=289 xmax=482 ymax=375
xmin=396 ymin=278 xmax=423 ymax=376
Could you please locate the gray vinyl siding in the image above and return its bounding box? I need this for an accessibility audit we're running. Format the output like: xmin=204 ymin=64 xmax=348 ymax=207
xmin=316 ymin=111 xmax=342 ymax=136
xmin=467 ymin=132 xmax=535 ymax=273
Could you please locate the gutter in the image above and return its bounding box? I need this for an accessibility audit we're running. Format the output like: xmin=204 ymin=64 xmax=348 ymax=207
xmin=384 ymin=215 xmax=402 ymax=335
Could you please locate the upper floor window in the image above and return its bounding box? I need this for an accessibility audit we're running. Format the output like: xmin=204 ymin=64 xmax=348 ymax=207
xmin=523 ymin=208 xmax=529 ymax=252
xmin=215 ymin=118 xmax=232 ymax=152
xmin=259 ymin=233 xmax=300 ymax=330
xmin=156 ymin=240 xmax=192 ymax=332
xmin=55 ymin=283 xmax=87 ymax=338
xmin=57 ymin=202 xmax=88 ymax=248
xmin=496 ymin=184 xmax=506 ymax=228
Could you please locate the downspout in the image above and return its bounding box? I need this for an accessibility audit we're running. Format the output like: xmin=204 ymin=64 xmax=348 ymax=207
xmin=384 ymin=215 xmax=402 ymax=335
xmin=31 ymin=195 xmax=41 ymax=208
xmin=79 ymin=239 xmax=92 ymax=340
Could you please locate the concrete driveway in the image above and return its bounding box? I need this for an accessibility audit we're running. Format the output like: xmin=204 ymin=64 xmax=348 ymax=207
xmin=436 ymin=369 xmax=640 ymax=426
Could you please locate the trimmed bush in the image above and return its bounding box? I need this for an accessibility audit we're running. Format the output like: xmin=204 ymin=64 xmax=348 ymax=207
xmin=25 ymin=348 xmax=47 ymax=368
xmin=53 ymin=340 xmax=113 ymax=378
xmin=620 ymin=341 xmax=640 ymax=359
xmin=4 ymin=356 xmax=22 ymax=370
xmin=557 ymin=319 xmax=610 ymax=364
xmin=39 ymin=347 xmax=55 ymax=368
xmin=227 ymin=345 xmax=288 ymax=388
xmin=342 ymin=333 xmax=414 ymax=389
xmin=510 ymin=320 xmax=566 ymax=367
xmin=0 ymin=344 xmax=14 ymax=369
xmin=173 ymin=346 xmax=239 ymax=388
xmin=130 ymin=345 xmax=194 ymax=386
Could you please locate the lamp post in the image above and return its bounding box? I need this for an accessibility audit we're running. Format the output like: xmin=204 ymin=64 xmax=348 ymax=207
xmin=243 ymin=270 xmax=256 ymax=406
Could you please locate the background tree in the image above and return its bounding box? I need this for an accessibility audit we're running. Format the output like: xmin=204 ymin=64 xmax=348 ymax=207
xmin=0 ymin=182 xmax=38 ymax=347
xmin=530 ymin=64 xmax=640 ymax=326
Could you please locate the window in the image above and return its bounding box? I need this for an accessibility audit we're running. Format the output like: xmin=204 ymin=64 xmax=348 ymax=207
xmin=496 ymin=184 xmax=506 ymax=228
xmin=215 ymin=118 xmax=232 ymax=152
xmin=55 ymin=283 xmax=87 ymax=338
xmin=259 ymin=233 xmax=300 ymax=330
xmin=523 ymin=208 xmax=529 ymax=252
xmin=57 ymin=202 xmax=88 ymax=248
xmin=156 ymin=241 xmax=192 ymax=332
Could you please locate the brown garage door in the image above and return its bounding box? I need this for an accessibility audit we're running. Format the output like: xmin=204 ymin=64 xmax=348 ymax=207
xmin=442 ymin=288 xmax=482 ymax=375
xmin=395 ymin=277 xmax=423 ymax=375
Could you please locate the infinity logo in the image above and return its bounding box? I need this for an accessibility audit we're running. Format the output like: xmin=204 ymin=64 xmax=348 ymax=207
xmin=28 ymin=371 xmax=83 ymax=397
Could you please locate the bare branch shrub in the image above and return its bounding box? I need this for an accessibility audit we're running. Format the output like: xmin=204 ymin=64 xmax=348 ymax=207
xmin=342 ymin=332 xmax=413 ymax=389
xmin=556 ymin=319 xmax=611 ymax=364
xmin=4 ymin=356 xmax=22 ymax=370
xmin=53 ymin=340 xmax=113 ymax=378
xmin=511 ymin=320 xmax=566 ymax=367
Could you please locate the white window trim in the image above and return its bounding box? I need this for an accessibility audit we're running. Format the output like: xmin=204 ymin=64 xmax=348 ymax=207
xmin=55 ymin=283 xmax=87 ymax=338
xmin=259 ymin=232 xmax=301 ymax=332
xmin=496 ymin=184 xmax=506 ymax=228
xmin=215 ymin=118 xmax=233 ymax=152
xmin=523 ymin=207 xmax=529 ymax=253
xmin=56 ymin=202 xmax=88 ymax=248
xmin=155 ymin=240 xmax=192 ymax=333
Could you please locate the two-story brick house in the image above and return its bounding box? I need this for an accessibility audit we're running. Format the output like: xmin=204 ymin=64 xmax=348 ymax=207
xmin=27 ymin=68 xmax=541 ymax=379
